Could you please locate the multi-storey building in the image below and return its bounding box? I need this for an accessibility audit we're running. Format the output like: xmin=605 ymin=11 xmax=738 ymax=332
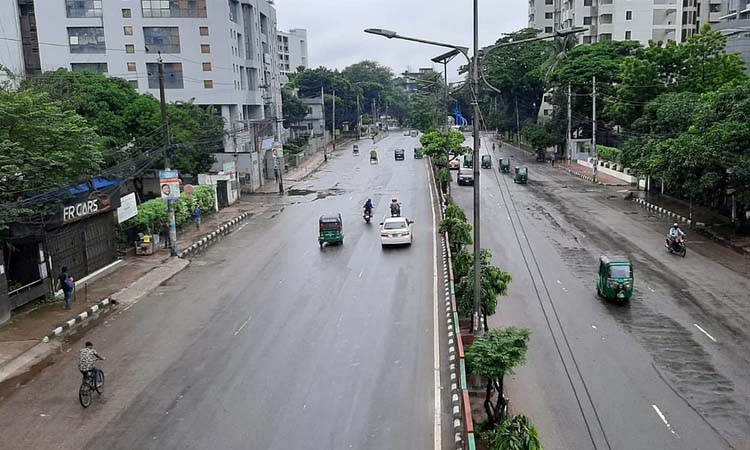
xmin=714 ymin=0 xmax=750 ymax=68
xmin=0 ymin=0 xmax=284 ymax=189
xmin=529 ymin=0 xmax=727 ymax=45
xmin=277 ymin=28 xmax=307 ymax=81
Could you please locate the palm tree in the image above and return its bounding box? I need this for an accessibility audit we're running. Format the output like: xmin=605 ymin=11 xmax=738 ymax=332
xmin=490 ymin=415 xmax=543 ymax=450
xmin=542 ymin=34 xmax=578 ymax=80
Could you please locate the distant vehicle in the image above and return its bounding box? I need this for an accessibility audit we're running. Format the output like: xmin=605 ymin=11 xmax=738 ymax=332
xmin=403 ymin=130 xmax=410 ymax=136
xmin=514 ymin=166 xmax=528 ymax=184
xmin=596 ymin=255 xmax=634 ymax=302
xmin=410 ymin=130 xmax=418 ymax=137
xmin=448 ymin=157 xmax=461 ymax=170
xmin=463 ymin=154 xmax=473 ymax=168
xmin=457 ymin=166 xmax=474 ymax=185
xmin=319 ymin=214 xmax=344 ymax=247
xmin=414 ymin=147 xmax=424 ymax=159
xmin=395 ymin=148 xmax=405 ymax=160
xmin=481 ymin=154 xmax=492 ymax=169
xmin=380 ymin=216 xmax=413 ymax=247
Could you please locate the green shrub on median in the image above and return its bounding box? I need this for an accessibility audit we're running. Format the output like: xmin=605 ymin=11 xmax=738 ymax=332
xmin=131 ymin=185 xmax=216 ymax=234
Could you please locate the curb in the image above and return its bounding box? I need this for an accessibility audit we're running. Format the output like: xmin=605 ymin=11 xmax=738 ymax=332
xmin=178 ymin=211 xmax=252 ymax=258
xmin=630 ymin=197 xmax=750 ymax=255
xmin=561 ymin=166 xmax=601 ymax=185
xmin=41 ymin=297 xmax=116 ymax=343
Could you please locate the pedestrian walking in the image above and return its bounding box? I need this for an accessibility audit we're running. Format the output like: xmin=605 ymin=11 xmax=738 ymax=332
xmin=58 ymin=266 xmax=74 ymax=309
xmin=161 ymin=221 xmax=171 ymax=249
xmin=551 ymin=153 xmax=556 ymax=167
xmin=193 ymin=206 xmax=202 ymax=230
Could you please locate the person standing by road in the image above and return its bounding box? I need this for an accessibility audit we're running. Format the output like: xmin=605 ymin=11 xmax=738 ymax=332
xmin=550 ymin=153 xmax=556 ymax=167
xmin=193 ymin=205 xmax=202 ymax=230
xmin=58 ymin=266 xmax=74 ymax=309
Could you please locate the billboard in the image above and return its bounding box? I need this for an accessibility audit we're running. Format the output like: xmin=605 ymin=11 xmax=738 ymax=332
xmin=159 ymin=170 xmax=180 ymax=200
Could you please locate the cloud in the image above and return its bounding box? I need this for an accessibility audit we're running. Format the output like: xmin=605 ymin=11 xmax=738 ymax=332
xmin=276 ymin=0 xmax=527 ymax=81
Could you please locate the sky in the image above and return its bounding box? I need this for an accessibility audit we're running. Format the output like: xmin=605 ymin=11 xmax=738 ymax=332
xmin=275 ymin=0 xmax=527 ymax=82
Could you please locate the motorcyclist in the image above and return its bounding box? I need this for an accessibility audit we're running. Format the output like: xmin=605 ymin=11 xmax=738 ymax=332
xmin=390 ymin=197 xmax=401 ymax=217
xmin=363 ymin=198 xmax=374 ymax=215
xmin=666 ymin=223 xmax=685 ymax=249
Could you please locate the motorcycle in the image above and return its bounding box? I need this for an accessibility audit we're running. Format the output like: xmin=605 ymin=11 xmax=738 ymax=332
xmin=665 ymin=236 xmax=687 ymax=257
xmin=363 ymin=208 xmax=373 ymax=223
xmin=390 ymin=203 xmax=401 ymax=217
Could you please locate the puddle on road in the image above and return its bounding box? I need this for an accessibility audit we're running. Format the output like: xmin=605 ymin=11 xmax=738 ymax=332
xmin=287 ymin=189 xmax=316 ymax=196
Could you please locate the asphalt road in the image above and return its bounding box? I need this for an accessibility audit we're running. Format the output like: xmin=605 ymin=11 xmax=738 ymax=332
xmin=0 ymin=132 xmax=452 ymax=450
xmin=451 ymin=135 xmax=750 ymax=450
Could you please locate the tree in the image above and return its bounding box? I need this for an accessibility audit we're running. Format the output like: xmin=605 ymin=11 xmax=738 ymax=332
xmin=542 ymin=34 xmax=578 ymax=80
xmin=282 ymin=88 xmax=308 ymax=128
xmin=420 ymin=129 xmax=467 ymax=166
xmin=489 ymin=415 xmax=543 ymax=450
xmin=439 ymin=217 xmax=472 ymax=254
xmin=0 ymin=90 xmax=104 ymax=227
xmin=466 ymin=327 xmax=531 ymax=429
xmin=455 ymin=252 xmax=512 ymax=330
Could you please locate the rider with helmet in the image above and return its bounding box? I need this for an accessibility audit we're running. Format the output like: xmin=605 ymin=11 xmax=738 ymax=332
xmin=666 ymin=223 xmax=685 ymax=250
xmin=390 ymin=197 xmax=401 ymax=217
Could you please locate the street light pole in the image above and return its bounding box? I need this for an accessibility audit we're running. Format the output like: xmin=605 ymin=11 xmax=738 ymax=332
xmin=471 ymin=0 xmax=482 ymax=334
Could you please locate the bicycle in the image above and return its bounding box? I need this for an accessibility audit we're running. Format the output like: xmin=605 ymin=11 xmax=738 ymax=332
xmin=79 ymin=368 xmax=105 ymax=408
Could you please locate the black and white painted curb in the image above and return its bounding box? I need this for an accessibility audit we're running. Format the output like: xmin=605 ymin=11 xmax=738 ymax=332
xmin=631 ymin=197 xmax=695 ymax=227
xmin=41 ymin=297 xmax=116 ymax=343
xmin=178 ymin=212 xmax=251 ymax=258
xmin=561 ymin=166 xmax=601 ymax=185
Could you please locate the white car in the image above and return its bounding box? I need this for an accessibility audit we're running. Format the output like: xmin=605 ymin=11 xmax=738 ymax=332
xmin=403 ymin=130 xmax=410 ymax=136
xmin=380 ymin=216 xmax=413 ymax=247
xmin=448 ymin=157 xmax=461 ymax=170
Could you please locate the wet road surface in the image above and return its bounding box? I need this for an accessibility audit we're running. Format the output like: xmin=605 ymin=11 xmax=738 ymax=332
xmin=451 ymin=135 xmax=750 ymax=450
xmin=0 ymin=133 xmax=452 ymax=450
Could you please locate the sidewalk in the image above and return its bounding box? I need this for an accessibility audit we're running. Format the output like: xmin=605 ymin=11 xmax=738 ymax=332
xmin=0 ymin=197 xmax=267 ymax=386
xmin=632 ymin=190 xmax=750 ymax=254
xmin=558 ymin=161 xmax=630 ymax=186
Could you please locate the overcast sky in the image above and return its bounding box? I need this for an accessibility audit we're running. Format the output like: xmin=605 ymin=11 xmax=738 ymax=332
xmin=275 ymin=0 xmax=527 ymax=82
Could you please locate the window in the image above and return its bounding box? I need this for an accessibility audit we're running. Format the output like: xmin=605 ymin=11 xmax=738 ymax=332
xmin=583 ymin=16 xmax=593 ymax=25
xmin=625 ymin=31 xmax=632 ymax=40
xmin=125 ymin=44 xmax=135 ymax=53
xmin=127 ymin=62 xmax=137 ymax=71
xmin=66 ymin=0 xmax=102 ymax=18
xmin=200 ymin=44 xmax=210 ymax=53
xmin=129 ymin=80 xmax=139 ymax=89
xmin=199 ymin=26 xmax=209 ymax=36
xmin=626 ymin=10 xmax=632 ymax=20
xmin=545 ymin=26 xmax=553 ymax=33
xmin=68 ymin=27 xmax=106 ymax=54
xmin=124 ymin=26 xmax=133 ymax=36
xmin=122 ymin=8 xmax=132 ymax=18
xmin=141 ymin=0 xmax=207 ymax=18
xmin=545 ymin=12 xmax=553 ymax=19
xmin=545 ymin=0 xmax=553 ymax=4
xmin=71 ymin=62 xmax=107 ymax=73
xmin=204 ymin=80 xmax=213 ymax=88
xmin=202 ymin=62 xmax=212 ymax=71
xmin=229 ymin=0 xmax=239 ymax=22
xmin=144 ymin=27 xmax=181 ymax=53
xmin=147 ymin=62 xmax=183 ymax=88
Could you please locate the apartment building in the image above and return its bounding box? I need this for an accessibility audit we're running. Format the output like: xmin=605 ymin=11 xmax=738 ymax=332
xmin=277 ymin=28 xmax=308 ymax=81
xmin=529 ymin=0 xmax=727 ymax=45
xmin=0 ymin=0 xmax=284 ymax=189
xmin=714 ymin=0 xmax=750 ymax=68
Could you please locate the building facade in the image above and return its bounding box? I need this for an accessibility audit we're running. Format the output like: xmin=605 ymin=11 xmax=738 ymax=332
xmin=715 ymin=1 xmax=750 ymax=69
xmin=277 ymin=28 xmax=307 ymax=80
xmin=529 ymin=0 xmax=728 ymax=45
xmin=1 ymin=0 xmax=284 ymax=187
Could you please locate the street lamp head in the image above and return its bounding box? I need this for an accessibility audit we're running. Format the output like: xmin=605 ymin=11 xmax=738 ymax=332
xmin=555 ymin=27 xmax=588 ymax=37
xmin=364 ymin=28 xmax=398 ymax=39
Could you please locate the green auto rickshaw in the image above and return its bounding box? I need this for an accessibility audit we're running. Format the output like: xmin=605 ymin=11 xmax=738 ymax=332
xmin=500 ymin=158 xmax=511 ymax=173
xmin=481 ymin=154 xmax=492 ymax=169
xmin=596 ymin=255 xmax=634 ymax=302
xmin=319 ymin=214 xmax=344 ymax=247
xmin=513 ymin=166 xmax=528 ymax=184
xmin=414 ymin=147 xmax=424 ymax=159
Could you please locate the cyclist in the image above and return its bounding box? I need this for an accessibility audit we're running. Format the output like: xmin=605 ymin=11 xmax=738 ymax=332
xmin=79 ymin=341 xmax=105 ymax=385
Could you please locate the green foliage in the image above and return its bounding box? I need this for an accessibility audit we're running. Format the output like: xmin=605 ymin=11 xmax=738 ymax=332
xmin=440 ymin=217 xmax=473 ymax=253
xmin=0 ymin=90 xmax=104 ymax=226
xmin=466 ymin=327 xmax=530 ymax=380
xmin=596 ymin=145 xmax=620 ymax=163
xmin=131 ymin=185 xmax=215 ymax=233
xmin=420 ymin=129 xmax=467 ymax=162
xmin=444 ymin=203 xmax=467 ymax=222
xmin=456 ymin=255 xmax=512 ymax=320
xmin=282 ymin=88 xmax=308 ymax=128
xmin=521 ymin=123 xmax=562 ymax=150
xmin=490 ymin=415 xmax=543 ymax=450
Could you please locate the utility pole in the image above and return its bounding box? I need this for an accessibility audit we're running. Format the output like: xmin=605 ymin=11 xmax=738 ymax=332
xmin=332 ymin=89 xmax=336 ymax=153
xmin=372 ymin=98 xmax=376 ymax=137
xmin=321 ymin=86 xmax=327 ymax=162
xmin=356 ymin=95 xmax=361 ymax=140
xmin=385 ymin=98 xmax=389 ymax=129
xmin=158 ymin=55 xmax=177 ymax=256
xmin=515 ymin=95 xmax=521 ymax=146
xmin=567 ymin=83 xmax=572 ymax=162
xmin=472 ymin=0 xmax=482 ymax=334
xmin=592 ymin=76 xmax=598 ymax=183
